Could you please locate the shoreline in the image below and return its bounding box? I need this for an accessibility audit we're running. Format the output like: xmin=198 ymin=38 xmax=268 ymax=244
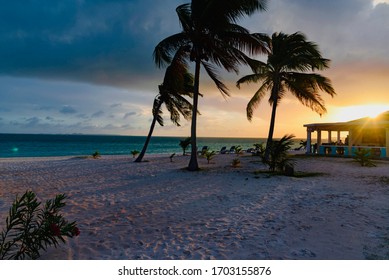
xmin=1 ymin=154 xmax=388 ymax=260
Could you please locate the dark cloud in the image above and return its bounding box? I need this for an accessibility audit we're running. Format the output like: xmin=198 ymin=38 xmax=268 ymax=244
xmin=0 ymin=0 xmax=182 ymax=88
xmin=60 ymin=105 xmax=77 ymax=114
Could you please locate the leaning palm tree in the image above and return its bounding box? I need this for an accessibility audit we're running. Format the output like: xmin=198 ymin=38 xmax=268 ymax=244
xmin=154 ymin=0 xmax=269 ymax=171
xmin=134 ymin=47 xmax=194 ymax=162
xmin=237 ymin=32 xmax=336 ymax=159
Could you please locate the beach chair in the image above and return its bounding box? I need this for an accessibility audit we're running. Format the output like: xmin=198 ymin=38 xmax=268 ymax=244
xmin=228 ymin=146 xmax=236 ymax=153
xmin=220 ymin=146 xmax=227 ymax=154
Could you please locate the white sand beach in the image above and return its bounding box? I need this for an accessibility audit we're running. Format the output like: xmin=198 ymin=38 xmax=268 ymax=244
xmin=0 ymin=153 xmax=388 ymax=260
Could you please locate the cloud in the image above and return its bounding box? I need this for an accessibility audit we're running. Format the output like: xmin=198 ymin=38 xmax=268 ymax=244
xmin=0 ymin=0 xmax=181 ymax=88
xmin=123 ymin=112 xmax=137 ymax=119
xmin=60 ymin=105 xmax=77 ymax=114
xmin=91 ymin=110 xmax=105 ymax=118
xmin=1 ymin=0 xmax=389 ymax=137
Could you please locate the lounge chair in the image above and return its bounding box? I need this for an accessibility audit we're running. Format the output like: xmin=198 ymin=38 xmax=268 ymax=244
xmin=220 ymin=146 xmax=227 ymax=154
xmin=228 ymin=146 xmax=236 ymax=153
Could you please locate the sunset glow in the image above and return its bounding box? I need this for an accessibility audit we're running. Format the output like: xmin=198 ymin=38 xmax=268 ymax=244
xmin=331 ymin=104 xmax=389 ymax=122
xmin=0 ymin=1 xmax=388 ymax=139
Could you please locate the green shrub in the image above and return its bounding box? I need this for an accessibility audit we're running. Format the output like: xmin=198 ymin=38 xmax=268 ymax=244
xmin=353 ymin=148 xmax=376 ymax=167
xmin=0 ymin=191 xmax=79 ymax=260
xmin=92 ymin=150 xmax=100 ymax=159
xmin=264 ymin=134 xmax=295 ymax=172
xmin=203 ymin=150 xmax=216 ymax=164
xmin=131 ymin=150 xmax=140 ymax=158
xmin=253 ymin=142 xmax=266 ymax=158
xmin=179 ymin=137 xmax=191 ymax=155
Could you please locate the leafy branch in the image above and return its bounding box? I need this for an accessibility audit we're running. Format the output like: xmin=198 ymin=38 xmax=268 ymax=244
xmin=0 ymin=191 xmax=79 ymax=260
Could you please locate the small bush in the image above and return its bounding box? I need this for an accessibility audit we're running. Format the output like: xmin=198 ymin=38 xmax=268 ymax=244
xmin=232 ymin=157 xmax=241 ymax=167
xmin=353 ymin=148 xmax=376 ymax=167
xmin=235 ymin=145 xmax=243 ymax=155
xmin=92 ymin=150 xmax=100 ymax=159
xmin=252 ymin=142 xmax=266 ymax=158
xmin=203 ymin=150 xmax=216 ymax=164
xmin=264 ymin=134 xmax=295 ymax=172
xmin=131 ymin=150 xmax=140 ymax=158
xmin=0 ymin=191 xmax=79 ymax=260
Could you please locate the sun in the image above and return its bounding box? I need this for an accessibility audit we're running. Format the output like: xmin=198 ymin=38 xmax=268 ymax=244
xmin=332 ymin=104 xmax=389 ymax=122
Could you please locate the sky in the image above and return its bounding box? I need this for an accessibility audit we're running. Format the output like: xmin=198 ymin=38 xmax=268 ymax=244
xmin=1 ymin=0 xmax=389 ymax=139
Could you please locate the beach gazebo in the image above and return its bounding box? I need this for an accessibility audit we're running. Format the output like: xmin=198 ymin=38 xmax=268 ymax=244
xmin=304 ymin=111 xmax=389 ymax=158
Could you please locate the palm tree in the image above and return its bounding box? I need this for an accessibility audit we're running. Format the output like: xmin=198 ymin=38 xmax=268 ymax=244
xmin=237 ymin=32 xmax=336 ymax=159
xmin=134 ymin=47 xmax=194 ymax=162
xmin=179 ymin=137 xmax=191 ymax=155
xmin=154 ymin=0 xmax=269 ymax=171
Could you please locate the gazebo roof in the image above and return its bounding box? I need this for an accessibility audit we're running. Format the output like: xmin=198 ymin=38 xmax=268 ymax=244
xmin=304 ymin=111 xmax=389 ymax=131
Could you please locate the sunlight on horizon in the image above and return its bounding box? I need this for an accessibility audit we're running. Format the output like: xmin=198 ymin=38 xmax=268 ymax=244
xmin=331 ymin=104 xmax=389 ymax=122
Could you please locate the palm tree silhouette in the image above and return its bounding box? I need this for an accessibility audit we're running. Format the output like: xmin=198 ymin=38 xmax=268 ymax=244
xmin=154 ymin=0 xmax=268 ymax=170
xmin=135 ymin=47 xmax=194 ymax=162
xmin=237 ymin=32 xmax=336 ymax=159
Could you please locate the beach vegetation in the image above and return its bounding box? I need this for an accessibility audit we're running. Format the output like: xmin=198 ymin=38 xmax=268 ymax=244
xmin=235 ymin=145 xmax=243 ymax=155
xmin=0 ymin=191 xmax=79 ymax=260
xmin=203 ymin=149 xmax=216 ymax=164
xmin=135 ymin=47 xmax=195 ymax=163
xmin=252 ymin=142 xmax=266 ymax=158
xmin=131 ymin=150 xmax=140 ymax=158
xmin=232 ymin=157 xmax=241 ymax=168
xmin=263 ymin=134 xmax=295 ymax=173
xmin=237 ymin=32 xmax=336 ymax=160
xmin=179 ymin=137 xmax=191 ymax=155
xmin=92 ymin=150 xmax=100 ymax=159
xmin=353 ymin=148 xmax=376 ymax=167
xmin=154 ymin=0 xmax=269 ymax=171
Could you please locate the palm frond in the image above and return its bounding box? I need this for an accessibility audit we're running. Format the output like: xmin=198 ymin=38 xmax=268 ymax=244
xmin=153 ymin=33 xmax=189 ymax=68
xmin=176 ymin=4 xmax=193 ymax=32
xmin=246 ymin=82 xmax=269 ymax=120
xmin=152 ymin=95 xmax=164 ymax=126
xmin=202 ymin=61 xmax=230 ymax=97
xmin=198 ymin=0 xmax=268 ymax=26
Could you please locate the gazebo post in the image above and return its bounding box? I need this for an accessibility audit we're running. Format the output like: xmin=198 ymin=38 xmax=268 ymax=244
xmin=306 ymin=127 xmax=312 ymax=154
xmin=348 ymin=130 xmax=353 ymax=156
xmin=386 ymin=128 xmax=389 ymax=157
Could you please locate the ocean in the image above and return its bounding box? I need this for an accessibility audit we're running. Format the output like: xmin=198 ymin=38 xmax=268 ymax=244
xmin=0 ymin=134 xmax=302 ymax=158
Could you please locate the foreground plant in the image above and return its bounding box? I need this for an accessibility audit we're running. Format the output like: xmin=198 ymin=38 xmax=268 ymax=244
xmin=0 ymin=190 xmax=79 ymax=260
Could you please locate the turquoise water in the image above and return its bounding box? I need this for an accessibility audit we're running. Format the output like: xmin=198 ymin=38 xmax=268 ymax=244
xmin=0 ymin=134 xmax=302 ymax=158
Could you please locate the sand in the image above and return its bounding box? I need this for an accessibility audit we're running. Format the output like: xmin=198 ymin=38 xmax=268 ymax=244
xmin=0 ymin=153 xmax=388 ymax=260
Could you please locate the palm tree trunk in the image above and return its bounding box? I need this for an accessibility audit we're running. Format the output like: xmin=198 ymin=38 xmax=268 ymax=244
xmin=264 ymin=98 xmax=278 ymax=161
xmin=188 ymin=58 xmax=201 ymax=171
xmin=134 ymin=103 xmax=161 ymax=163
